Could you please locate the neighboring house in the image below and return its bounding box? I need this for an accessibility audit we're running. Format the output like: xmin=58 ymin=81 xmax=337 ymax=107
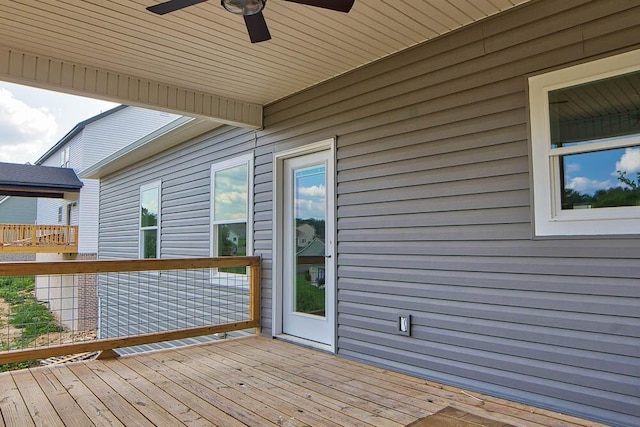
xmin=35 ymin=105 xmax=180 ymax=258
xmin=33 ymin=105 xmax=180 ymax=330
xmin=296 ymin=238 xmax=325 ymax=287
xmin=11 ymin=2 xmax=640 ymax=426
xmin=296 ymin=223 xmax=315 ymax=249
xmin=0 ymin=195 xmax=37 ymax=261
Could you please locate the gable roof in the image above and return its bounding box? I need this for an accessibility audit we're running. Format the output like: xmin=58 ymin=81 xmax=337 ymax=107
xmin=81 ymin=116 xmax=220 ymax=179
xmin=297 ymin=238 xmax=325 ymax=257
xmin=0 ymin=162 xmax=83 ymax=198
xmin=36 ymin=104 xmax=127 ymax=165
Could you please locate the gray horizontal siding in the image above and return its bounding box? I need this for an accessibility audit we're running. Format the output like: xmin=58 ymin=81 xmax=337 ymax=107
xmin=99 ymin=126 xmax=255 ymax=260
xmin=98 ymin=126 xmax=255 ymax=350
xmin=0 ymin=196 xmax=36 ymax=224
xmin=257 ymin=1 xmax=640 ymax=426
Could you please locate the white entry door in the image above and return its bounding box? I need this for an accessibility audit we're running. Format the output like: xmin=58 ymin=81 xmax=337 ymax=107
xmin=281 ymin=148 xmax=335 ymax=346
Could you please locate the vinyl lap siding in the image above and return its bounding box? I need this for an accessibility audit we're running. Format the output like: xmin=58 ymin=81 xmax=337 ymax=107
xmin=81 ymin=107 xmax=179 ymax=171
xmin=37 ymin=197 xmax=63 ymax=225
xmin=258 ymin=1 xmax=640 ymax=426
xmin=78 ymin=179 xmax=99 ymax=253
xmin=98 ymin=127 xmax=255 ymax=344
xmin=0 ymin=197 xmax=36 ymax=224
xmin=99 ymin=126 xmax=255 ymax=259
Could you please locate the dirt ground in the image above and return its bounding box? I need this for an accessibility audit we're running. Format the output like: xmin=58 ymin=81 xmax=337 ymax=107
xmin=0 ymin=300 xmax=23 ymax=346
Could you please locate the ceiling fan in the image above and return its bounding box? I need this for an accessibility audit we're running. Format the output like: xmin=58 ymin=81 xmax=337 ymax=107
xmin=146 ymin=0 xmax=355 ymax=43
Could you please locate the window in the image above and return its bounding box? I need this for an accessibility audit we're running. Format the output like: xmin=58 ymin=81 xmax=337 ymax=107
xmin=57 ymin=206 xmax=63 ymax=223
xmin=139 ymin=181 xmax=161 ymax=258
xmin=529 ymin=49 xmax=640 ymax=236
xmin=60 ymin=146 xmax=70 ymax=168
xmin=211 ymin=155 xmax=253 ymax=274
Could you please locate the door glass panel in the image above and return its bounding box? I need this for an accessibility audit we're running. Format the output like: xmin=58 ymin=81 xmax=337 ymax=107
xmin=293 ymin=164 xmax=326 ymax=317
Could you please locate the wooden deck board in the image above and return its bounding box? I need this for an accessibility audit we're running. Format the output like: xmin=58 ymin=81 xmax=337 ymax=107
xmin=30 ymin=369 xmax=93 ymax=427
xmin=10 ymin=369 xmax=64 ymax=426
xmin=48 ymin=365 xmax=125 ymax=427
xmin=199 ymin=339 xmax=425 ymax=424
xmin=116 ymin=357 xmax=244 ymax=427
xmin=174 ymin=345 xmax=396 ymax=427
xmin=0 ymin=336 xmax=610 ymax=427
xmin=0 ymin=373 xmax=35 ymax=427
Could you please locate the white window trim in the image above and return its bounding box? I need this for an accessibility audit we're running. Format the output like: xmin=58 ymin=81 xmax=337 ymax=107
xmin=529 ymin=49 xmax=640 ymax=236
xmin=139 ymin=180 xmax=161 ymax=259
xmin=210 ymin=154 xmax=254 ymax=282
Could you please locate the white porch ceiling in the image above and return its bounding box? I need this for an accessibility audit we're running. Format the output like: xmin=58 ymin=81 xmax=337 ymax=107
xmin=0 ymin=0 xmax=530 ymax=127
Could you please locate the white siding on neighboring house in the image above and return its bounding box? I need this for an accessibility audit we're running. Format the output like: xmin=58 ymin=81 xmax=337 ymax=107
xmin=35 ymin=106 xmax=180 ymax=252
xmin=77 ymin=179 xmax=99 ymax=253
xmin=36 ymin=197 xmax=64 ymax=225
xmin=80 ymin=107 xmax=180 ymax=171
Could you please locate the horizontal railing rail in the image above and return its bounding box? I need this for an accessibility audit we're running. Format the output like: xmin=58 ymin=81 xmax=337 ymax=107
xmin=0 ymin=224 xmax=78 ymax=253
xmin=0 ymin=257 xmax=260 ymax=365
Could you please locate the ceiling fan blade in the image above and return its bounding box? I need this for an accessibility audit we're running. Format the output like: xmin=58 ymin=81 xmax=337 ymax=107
xmin=244 ymin=12 xmax=271 ymax=43
xmin=284 ymin=0 xmax=354 ymax=13
xmin=147 ymin=0 xmax=208 ymax=15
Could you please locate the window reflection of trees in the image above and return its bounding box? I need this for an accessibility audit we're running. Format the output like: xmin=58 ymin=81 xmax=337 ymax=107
xmin=563 ymin=171 xmax=640 ymax=210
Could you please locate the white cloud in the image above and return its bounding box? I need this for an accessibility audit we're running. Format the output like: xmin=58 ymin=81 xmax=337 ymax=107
xmin=295 ymin=185 xmax=326 ymax=219
xmin=0 ymin=88 xmax=57 ymax=164
xmin=296 ymin=198 xmax=325 ymax=219
xmin=0 ymin=82 xmax=120 ymax=164
xmin=615 ymin=147 xmax=640 ymax=174
xmin=565 ymin=163 xmax=581 ymax=173
xmin=298 ymin=184 xmax=325 ymax=198
xmin=566 ymin=176 xmax=612 ymax=193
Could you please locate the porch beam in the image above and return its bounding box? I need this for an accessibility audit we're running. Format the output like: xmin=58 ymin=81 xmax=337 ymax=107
xmin=0 ymin=47 xmax=263 ymax=129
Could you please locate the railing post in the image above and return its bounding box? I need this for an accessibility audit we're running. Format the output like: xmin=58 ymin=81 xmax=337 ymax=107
xmin=250 ymin=260 xmax=261 ymax=335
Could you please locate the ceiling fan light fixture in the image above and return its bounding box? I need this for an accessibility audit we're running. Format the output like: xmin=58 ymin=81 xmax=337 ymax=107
xmin=221 ymin=0 xmax=265 ymax=15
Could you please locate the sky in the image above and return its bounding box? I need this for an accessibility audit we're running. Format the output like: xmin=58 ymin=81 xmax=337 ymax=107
xmin=0 ymin=82 xmax=119 ymax=165
xmin=564 ymin=145 xmax=640 ymax=195
xmin=295 ymin=165 xmax=326 ymax=220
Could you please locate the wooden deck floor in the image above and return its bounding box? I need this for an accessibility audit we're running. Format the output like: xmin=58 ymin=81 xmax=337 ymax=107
xmin=0 ymin=336 xmax=608 ymax=427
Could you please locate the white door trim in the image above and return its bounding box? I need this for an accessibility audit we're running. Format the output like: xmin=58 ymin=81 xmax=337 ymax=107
xmin=272 ymin=138 xmax=336 ymax=352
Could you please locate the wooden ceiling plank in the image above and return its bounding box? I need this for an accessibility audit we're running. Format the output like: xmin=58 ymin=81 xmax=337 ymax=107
xmin=1 ymin=2 xmax=323 ymax=88
xmin=0 ymin=0 xmax=532 ymax=107
xmin=71 ymin=0 xmax=342 ymax=79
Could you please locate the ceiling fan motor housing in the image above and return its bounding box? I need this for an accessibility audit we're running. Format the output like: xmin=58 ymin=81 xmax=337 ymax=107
xmin=221 ymin=0 xmax=266 ymax=15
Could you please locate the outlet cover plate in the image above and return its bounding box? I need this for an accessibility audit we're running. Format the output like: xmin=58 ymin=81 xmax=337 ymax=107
xmin=398 ymin=313 xmax=411 ymax=336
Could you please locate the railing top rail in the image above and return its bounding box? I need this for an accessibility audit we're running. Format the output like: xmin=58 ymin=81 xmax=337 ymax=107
xmin=0 ymin=256 xmax=261 ymax=276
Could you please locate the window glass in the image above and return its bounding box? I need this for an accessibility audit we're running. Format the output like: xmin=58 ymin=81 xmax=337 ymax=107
xmin=213 ymin=164 xmax=248 ymax=221
xmin=211 ymin=157 xmax=251 ymax=275
xmin=549 ymin=70 xmax=640 ymax=211
xmin=139 ymin=182 xmax=160 ymax=259
xmin=141 ymin=229 xmax=158 ymax=259
xmin=141 ymin=188 xmax=159 ymax=227
xmin=549 ymin=71 xmax=640 ymax=148
xmin=560 ymin=147 xmax=640 ymax=210
xmin=528 ymin=49 xmax=640 ymax=235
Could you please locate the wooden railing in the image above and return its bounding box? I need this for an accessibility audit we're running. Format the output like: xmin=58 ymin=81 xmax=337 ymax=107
xmin=0 ymin=257 xmax=260 ymax=365
xmin=0 ymin=224 xmax=78 ymax=253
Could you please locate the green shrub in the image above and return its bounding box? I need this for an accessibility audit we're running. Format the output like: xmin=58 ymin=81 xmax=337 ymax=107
xmin=11 ymin=302 xmax=63 ymax=346
xmin=0 ymin=276 xmax=35 ymax=305
xmin=0 ymin=275 xmax=62 ymax=350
